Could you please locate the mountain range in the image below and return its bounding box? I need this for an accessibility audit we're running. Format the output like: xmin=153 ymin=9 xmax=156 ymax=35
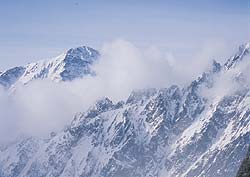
xmin=0 ymin=43 xmax=250 ymax=177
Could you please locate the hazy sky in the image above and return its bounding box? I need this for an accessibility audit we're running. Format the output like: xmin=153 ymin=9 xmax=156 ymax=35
xmin=0 ymin=0 xmax=249 ymax=70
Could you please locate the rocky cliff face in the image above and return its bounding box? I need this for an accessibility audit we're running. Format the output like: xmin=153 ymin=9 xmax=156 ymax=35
xmin=236 ymin=148 xmax=250 ymax=177
xmin=0 ymin=44 xmax=249 ymax=177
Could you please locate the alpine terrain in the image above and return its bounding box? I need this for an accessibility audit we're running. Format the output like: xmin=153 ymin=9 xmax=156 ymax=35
xmin=0 ymin=46 xmax=100 ymax=89
xmin=0 ymin=43 xmax=250 ymax=177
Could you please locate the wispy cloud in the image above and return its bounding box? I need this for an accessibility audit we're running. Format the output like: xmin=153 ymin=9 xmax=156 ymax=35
xmin=0 ymin=40 xmax=239 ymax=144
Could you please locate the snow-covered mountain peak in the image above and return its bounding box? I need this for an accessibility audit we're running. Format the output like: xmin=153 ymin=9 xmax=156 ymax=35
xmin=190 ymin=43 xmax=250 ymax=92
xmin=0 ymin=46 xmax=100 ymax=88
xmin=225 ymin=43 xmax=250 ymax=69
xmin=65 ymin=46 xmax=99 ymax=62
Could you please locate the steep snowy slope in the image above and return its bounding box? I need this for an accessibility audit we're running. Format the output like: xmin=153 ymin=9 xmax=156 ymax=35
xmin=0 ymin=43 xmax=250 ymax=177
xmin=0 ymin=46 xmax=99 ymax=88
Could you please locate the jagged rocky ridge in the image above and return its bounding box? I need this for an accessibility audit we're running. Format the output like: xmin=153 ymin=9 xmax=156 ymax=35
xmin=0 ymin=44 xmax=250 ymax=177
xmin=0 ymin=46 xmax=100 ymax=88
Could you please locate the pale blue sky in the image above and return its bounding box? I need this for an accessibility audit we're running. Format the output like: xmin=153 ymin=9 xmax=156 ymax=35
xmin=0 ymin=0 xmax=249 ymax=70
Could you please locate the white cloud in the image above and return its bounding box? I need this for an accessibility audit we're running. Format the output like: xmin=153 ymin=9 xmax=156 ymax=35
xmin=200 ymin=53 xmax=250 ymax=103
xmin=0 ymin=39 xmax=236 ymax=144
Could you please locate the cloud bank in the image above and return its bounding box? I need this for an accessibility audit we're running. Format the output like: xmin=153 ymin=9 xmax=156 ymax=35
xmin=0 ymin=40 xmax=235 ymax=144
